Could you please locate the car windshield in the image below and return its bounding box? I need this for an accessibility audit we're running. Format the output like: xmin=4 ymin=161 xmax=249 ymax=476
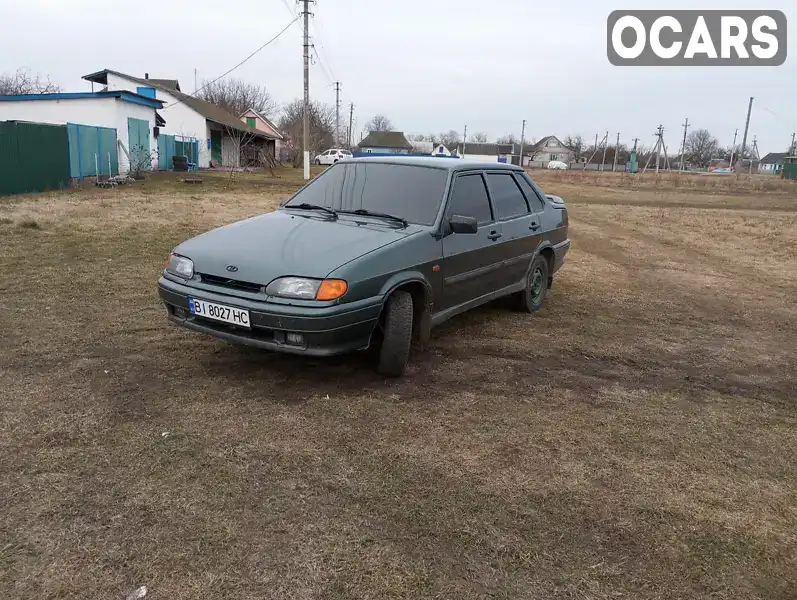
xmin=284 ymin=162 xmax=449 ymax=226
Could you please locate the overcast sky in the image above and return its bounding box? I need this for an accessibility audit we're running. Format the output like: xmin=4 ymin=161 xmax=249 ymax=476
xmin=1 ymin=0 xmax=794 ymax=153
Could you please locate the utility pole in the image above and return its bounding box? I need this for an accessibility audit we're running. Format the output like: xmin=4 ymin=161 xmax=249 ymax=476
xmin=302 ymin=0 xmax=311 ymax=180
xmin=738 ymin=96 xmax=754 ymax=176
xmin=750 ymin=136 xmax=759 ymax=174
xmin=632 ymin=137 xmax=639 ymax=152
xmin=613 ymin=132 xmax=620 ymax=172
xmin=519 ymin=119 xmax=526 ymax=167
xmin=462 ymin=125 xmax=467 ymax=157
xmin=656 ymin=125 xmax=664 ymax=173
xmin=790 ymin=132 xmax=796 ymax=156
xmin=194 ymin=68 xmax=197 ymax=94
xmin=594 ymin=133 xmax=599 ymax=154
xmin=348 ymin=102 xmax=354 ymax=148
xmin=600 ymin=130 xmax=608 ymax=171
xmin=334 ymin=81 xmax=341 ymax=147
xmin=729 ymin=128 xmax=739 ymax=171
xmin=679 ymin=118 xmax=690 ymax=172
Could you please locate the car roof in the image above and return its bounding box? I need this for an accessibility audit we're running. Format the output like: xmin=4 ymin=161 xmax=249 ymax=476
xmin=339 ymin=155 xmax=524 ymax=172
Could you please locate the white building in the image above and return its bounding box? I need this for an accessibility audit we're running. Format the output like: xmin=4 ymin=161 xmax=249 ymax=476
xmin=0 ymin=90 xmax=163 ymax=173
xmin=82 ymin=69 xmax=276 ymax=168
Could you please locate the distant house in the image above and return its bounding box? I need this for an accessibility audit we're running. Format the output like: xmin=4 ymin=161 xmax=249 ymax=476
xmin=452 ymin=142 xmax=515 ymax=163
xmin=357 ymin=131 xmax=413 ymax=154
xmin=760 ymin=152 xmax=789 ymax=173
xmin=82 ymin=69 xmax=277 ymax=169
xmin=240 ymin=108 xmax=284 ymax=160
xmin=431 ymin=143 xmax=453 ymax=157
xmin=527 ymin=135 xmax=573 ymax=165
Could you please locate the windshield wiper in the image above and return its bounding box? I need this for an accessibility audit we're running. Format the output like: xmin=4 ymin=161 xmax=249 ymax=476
xmin=285 ymin=203 xmax=338 ymax=218
xmin=340 ymin=209 xmax=408 ymax=227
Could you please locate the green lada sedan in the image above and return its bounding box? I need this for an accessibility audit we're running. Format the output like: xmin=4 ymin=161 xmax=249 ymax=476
xmin=158 ymin=157 xmax=569 ymax=376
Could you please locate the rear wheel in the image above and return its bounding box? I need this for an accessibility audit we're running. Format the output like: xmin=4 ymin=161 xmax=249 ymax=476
xmin=377 ymin=291 xmax=413 ymax=377
xmin=516 ymin=255 xmax=549 ymax=313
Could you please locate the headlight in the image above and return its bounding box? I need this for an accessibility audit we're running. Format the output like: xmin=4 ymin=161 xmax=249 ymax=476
xmin=266 ymin=277 xmax=347 ymax=300
xmin=166 ymin=253 xmax=194 ymax=279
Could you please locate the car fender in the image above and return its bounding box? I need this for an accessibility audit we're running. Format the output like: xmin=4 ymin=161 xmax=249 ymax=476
xmin=378 ymin=271 xmax=434 ymax=307
xmin=524 ymin=240 xmax=555 ymax=283
xmin=377 ymin=271 xmax=435 ymax=342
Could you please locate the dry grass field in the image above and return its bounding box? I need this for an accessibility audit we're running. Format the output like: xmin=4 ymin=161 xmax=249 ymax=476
xmin=1 ymin=168 xmax=796 ymax=600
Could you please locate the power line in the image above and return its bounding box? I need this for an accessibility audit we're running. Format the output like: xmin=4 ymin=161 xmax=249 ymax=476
xmin=311 ymin=13 xmax=337 ymax=81
xmin=162 ymin=15 xmax=300 ymax=110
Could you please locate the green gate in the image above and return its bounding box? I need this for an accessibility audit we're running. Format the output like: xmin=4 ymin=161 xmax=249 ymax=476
xmin=67 ymin=123 xmax=118 ymax=179
xmin=0 ymin=121 xmax=70 ymax=196
xmin=127 ymin=117 xmax=151 ymax=172
xmin=157 ymin=134 xmax=176 ymax=170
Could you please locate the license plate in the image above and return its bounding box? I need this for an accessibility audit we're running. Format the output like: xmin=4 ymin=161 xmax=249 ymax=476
xmin=188 ymin=297 xmax=250 ymax=328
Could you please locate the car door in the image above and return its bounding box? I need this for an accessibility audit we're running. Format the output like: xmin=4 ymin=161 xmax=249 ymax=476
xmin=440 ymin=172 xmax=505 ymax=311
xmin=484 ymin=171 xmax=539 ymax=288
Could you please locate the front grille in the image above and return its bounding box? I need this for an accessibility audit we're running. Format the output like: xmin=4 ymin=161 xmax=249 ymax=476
xmin=199 ymin=273 xmax=263 ymax=293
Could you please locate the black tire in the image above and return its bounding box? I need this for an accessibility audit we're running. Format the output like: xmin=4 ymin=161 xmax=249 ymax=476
xmin=377 ymin=291 xmax=413 ymax=377
xmin=516 ymin=254 xmax=550 ymax=313
xmin=314 ymin=158 xmax=321 ymax=165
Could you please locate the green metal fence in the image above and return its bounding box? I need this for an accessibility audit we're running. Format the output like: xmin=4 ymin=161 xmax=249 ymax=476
xmin=67 ymin=123 xmax=119 ymax=179
xmin=0 ymin=121 xmax=71 ymax=196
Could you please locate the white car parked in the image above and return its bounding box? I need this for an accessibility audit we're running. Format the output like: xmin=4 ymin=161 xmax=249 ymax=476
xmin=547 ymin=160 xmax=569 ymax=170
xmin=315 ymin=148 xmax=353 ymax=165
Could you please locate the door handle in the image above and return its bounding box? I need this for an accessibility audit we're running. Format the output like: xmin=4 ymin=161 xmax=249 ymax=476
xmin=488 ymin=231 xmax=502 ymax=241
xmin=529 ymin=222 xmax=540 ymax=231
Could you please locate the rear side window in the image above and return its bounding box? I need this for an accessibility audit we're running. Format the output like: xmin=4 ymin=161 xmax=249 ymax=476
xmin=448 ymin=174 xmax=492 ymax=225
xmin=486 ymin=173 xmax=529 ymax=220
xmin=514 ymin=174 xmax=546 ymax=212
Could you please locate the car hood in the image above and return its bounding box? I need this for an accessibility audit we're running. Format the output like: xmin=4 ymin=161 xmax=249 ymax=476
xmin=174 ymin=210 xmax=419 ymax=283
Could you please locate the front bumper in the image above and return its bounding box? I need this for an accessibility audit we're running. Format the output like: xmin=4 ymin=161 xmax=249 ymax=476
xmin=157 ymin=277 xmax=383 ymax=356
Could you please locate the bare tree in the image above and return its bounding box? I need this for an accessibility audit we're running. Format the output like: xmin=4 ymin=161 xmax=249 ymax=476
xmin=198 ymin=77 xmax=277 ymax=118
xmin=497 ymin=134 xmax=519 ymax=145
xmin=365 ymin=115 xmax=393 ymax=132
xmin=278 ymin=99 xmax=335 ymax=167
xmin=563 ymin=135 xmax=586 ymax=162
xmin=684 ymin=129 xmax=720 ymax=168
xmin=439 ymin=130 xmax=461 ymax=148
xmin=222 ymin=125 xmax=260 ymax=175
xmin=0 ymin=68 xmax=61 ymax=95
xmin=469 ymin=132 xmax=488 ymax=143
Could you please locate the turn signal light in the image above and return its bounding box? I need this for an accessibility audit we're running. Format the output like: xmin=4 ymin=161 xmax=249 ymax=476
xmin=316 ymin=279 xmax=348 ymax=301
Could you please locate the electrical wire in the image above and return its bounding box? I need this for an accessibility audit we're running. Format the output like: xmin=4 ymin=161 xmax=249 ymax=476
xmin=162 ymin=15 xmax=300 ymax=110
xmin=761 ymin=106 xmax=797 ymax=129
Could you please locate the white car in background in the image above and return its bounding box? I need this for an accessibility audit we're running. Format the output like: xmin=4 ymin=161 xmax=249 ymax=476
xmin=547 ymin=160 xmax=569 ymax=170
xmin=315 ymin=148 xmax=353 ymax=165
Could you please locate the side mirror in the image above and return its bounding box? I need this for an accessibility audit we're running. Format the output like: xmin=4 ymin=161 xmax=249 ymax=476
xmin=449 ymin=214 xmax=478 ymax=234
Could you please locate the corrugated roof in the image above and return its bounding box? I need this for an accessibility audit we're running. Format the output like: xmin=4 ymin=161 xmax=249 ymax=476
xmin=760 ymin=152 xmax=789 ymax=164
xmin=357 ymin=131 xmax=413 ymax=149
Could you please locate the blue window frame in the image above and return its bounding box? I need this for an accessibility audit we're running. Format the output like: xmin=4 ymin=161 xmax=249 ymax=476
xmin=136 ymin=87 xmax=156 ymax=99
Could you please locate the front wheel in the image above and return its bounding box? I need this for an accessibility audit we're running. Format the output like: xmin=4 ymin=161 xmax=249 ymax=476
xmin=314 ymin=159 xmax=321 ymax=165
xmin=516 ymin=255 xmax=549 ymax=313
xmin=377 ymin=291 xmax=413 ymax=377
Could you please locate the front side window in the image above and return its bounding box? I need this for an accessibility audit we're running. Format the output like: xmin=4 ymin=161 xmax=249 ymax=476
xmin=447 ymin=174 xmax=492 ymax=225
xmin=285 ymin=163 xmax=449 ymax=225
